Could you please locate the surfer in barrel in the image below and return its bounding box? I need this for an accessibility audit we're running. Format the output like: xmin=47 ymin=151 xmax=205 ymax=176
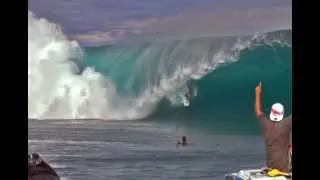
xmin=183 ymin=80 xmax=194 ymax=106
xmin=254 ymin=81 xmax=292 ymax=173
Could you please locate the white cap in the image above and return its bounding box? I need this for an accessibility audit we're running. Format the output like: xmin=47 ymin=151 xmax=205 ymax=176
xmin=269 ymin=103 xmax=284 ymax=122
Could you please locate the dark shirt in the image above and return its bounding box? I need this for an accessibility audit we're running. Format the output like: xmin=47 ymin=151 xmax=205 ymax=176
xmin=257 ymin=114 xmax=292 ymax=172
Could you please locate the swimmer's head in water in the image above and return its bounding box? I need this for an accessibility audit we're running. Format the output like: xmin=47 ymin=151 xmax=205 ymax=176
xmin=269 ymin=103 xmax=285 ymax=122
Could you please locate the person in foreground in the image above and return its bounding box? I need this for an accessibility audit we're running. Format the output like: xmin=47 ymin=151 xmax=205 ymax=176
xmin=255 ymin=81 xmax=292 ymax=173
xmin=28 ymin=153 xmax=60 ymax=180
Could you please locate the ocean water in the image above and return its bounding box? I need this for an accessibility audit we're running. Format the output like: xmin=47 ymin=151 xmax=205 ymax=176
xmin=29 ymin=120 xmax=266 ymax=180
xmin=28 ymin=10 xmax=291 ymax=180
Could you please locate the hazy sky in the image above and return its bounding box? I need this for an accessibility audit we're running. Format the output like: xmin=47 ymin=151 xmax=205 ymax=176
xmin=28 ymin=0 xmax=291 ymax=45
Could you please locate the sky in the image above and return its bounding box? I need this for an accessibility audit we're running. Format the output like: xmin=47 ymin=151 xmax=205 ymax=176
xmin=28 ymin=0 xmax=291 ymax=45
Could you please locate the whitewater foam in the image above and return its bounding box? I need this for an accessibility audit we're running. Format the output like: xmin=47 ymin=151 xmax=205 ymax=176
xmin=28 ymin=11 xmax=120 ymax=119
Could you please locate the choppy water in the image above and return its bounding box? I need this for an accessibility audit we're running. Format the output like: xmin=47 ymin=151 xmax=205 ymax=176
xmin=28 ymin=119 xmax=266 ymax=180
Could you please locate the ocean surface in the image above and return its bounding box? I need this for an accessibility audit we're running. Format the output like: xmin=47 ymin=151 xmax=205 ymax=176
xmin=28 ymin=9 xmax=291 ymax=180
xmin=29 ymin=120 xmax=266 ymax=180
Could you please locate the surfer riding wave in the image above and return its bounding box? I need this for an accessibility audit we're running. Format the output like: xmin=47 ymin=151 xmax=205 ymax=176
xmin=182 ymin=80 xmax=195 ymax=107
